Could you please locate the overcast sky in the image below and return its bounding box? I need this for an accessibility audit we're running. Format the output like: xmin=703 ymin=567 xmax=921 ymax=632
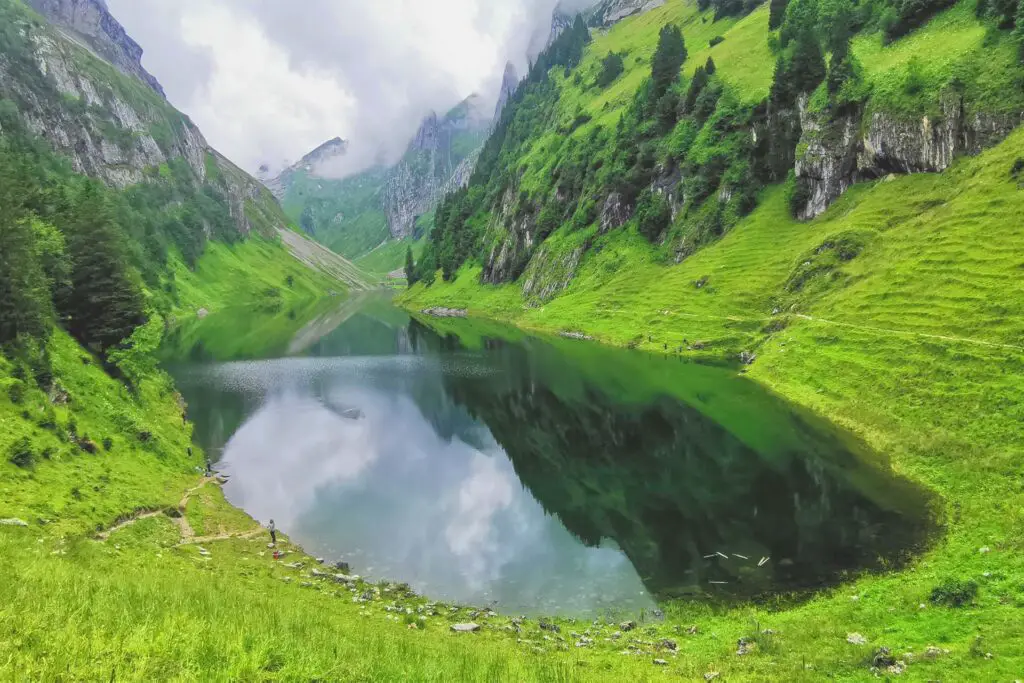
xmin=106 ymin=0 xmax=596 ymax=177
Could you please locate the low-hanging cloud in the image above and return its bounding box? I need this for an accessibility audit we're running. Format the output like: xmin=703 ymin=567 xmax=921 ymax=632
xmin=106 ymin=0 xmax=599 ymax=177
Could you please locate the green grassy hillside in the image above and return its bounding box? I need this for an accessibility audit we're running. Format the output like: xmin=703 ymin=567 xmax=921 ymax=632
xmin=417 ymin=0 xmax=1022 ymax=284
xmin=402 ymin=116 xmax=1024 ymax=678
xmin=281 ymin=165 xmax=392 ymax=259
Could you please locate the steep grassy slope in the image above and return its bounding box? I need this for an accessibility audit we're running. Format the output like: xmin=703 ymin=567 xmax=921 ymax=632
xmin=418 ymin=0 xmax=1022 ymax=289
xmin=402 ymin=121 xmax=1024 ymax=677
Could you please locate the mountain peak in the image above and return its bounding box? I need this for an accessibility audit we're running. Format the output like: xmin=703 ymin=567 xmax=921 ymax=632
xmin=299 ymin=137 xmax=349 ymax=169
xmin=24 ymin=0 xmax=166 ymax=97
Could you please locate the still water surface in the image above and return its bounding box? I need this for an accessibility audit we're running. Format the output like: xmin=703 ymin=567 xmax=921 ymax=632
xmin=163 ymin=294 xmax=932 ymax=617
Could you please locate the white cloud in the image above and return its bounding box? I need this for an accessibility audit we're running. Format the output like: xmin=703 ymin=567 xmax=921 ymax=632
xmin=105 ymin=0 xmax=599 ymax=176
xmin=175 ymin=4 xmax=355 ymax=174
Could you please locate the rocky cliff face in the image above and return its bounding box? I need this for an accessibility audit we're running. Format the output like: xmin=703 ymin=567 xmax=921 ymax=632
xmin=482 ymin=184 xmax=537 ymax=284
xmin=493 ymin=62 xmax=520 ymax=124
xmin=381 ymin=98 xmax=489 ymax=238
xmin=591 ymin=0 xmax=665 ymax=27
xmin=0 ymin=2 xmax=287 ymax=236
xmin=24 ymin=0 xmax=165 ymax=97
xmin=0 ymin=18 xmax=204 ymax=187
xmin=548 ymin=6 xmax=574 ymax=47
xmin=794 ymin=93 xmax=1022 ymax=219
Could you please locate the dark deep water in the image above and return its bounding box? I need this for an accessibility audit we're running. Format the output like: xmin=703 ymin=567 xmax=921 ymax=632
xmin=162 ymin=293 xmax=934 ymax=617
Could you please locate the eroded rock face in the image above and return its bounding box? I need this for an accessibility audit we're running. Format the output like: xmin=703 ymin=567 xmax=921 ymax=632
xmin=794 ymin=92 xmax=1022 ymax=219
xmin=3 ymin=28 xmax=206 ymax=188
xmin=482 ymin=185 xmax=537 ymax=284
xmin=24 ymin=0 xmax=166 ymax=97
xmin=1 ymin=6 xmax=282 ymax=237
xmin=493 ymin=62 xmax=521 ymax=124
xmin=382 ymin=99 xmax=490 ymax=239
xmin=599 ymin=192 xmax=632 ymax=233
xmin=592 ymin=0 xmax=666 ymax=27
xmin=521 ymin=241 xmax=586 ymax=303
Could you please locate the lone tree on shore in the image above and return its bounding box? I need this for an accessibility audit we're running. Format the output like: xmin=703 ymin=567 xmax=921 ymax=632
xmin=405 ymin=246 xmax=418 ymax=287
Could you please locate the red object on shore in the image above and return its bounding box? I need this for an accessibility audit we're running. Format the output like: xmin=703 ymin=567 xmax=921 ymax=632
xmin=273 ymin=550 xmax=281 ymax=560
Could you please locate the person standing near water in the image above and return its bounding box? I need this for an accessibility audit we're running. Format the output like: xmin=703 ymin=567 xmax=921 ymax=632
xmin=269 ymin=519 xmax=276 ymax=546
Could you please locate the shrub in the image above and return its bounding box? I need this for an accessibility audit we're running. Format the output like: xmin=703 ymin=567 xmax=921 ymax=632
xmin=930 ymin=578 xmax=979 ymax=607
xmin=709 ymin=35 xmax=725 ymax=47
xmin=102 ymin=437 xmax=114 ymax=451
xmin=595 ymin=52 xmax=625 ymax=88
xmin=903 ymin=57 xmax=926 ymax=96
xmin=7 ymin=381 xmax=26 ymax=404
xmin=8 ymin=437 xmax=35 ymax=469
xmin=636 ymin=190 xmax=672 ymax=242
xmin=788 ymin=176 xmax=812 ymax=218
xmin=1011 ymin=157 xmax=1024 ymax=180
xmin=884 ymin=0 xmax=958 ymax=42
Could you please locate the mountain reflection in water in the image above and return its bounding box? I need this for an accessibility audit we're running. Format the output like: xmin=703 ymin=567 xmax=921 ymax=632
xmin=164 ymin=297 xmax=933 ymax=616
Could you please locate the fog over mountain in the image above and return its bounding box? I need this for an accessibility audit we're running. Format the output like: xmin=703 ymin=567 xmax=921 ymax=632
xmin=106 ymin=0 xmax=598 ymax=178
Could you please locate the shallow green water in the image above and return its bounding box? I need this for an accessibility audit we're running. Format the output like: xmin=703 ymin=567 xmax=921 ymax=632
xmin=163 ymin=293 xmax=933 ymax=617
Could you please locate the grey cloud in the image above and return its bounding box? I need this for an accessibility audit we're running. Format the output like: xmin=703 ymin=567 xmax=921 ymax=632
xmin=105 ymin=0 xmax=598 ymax=176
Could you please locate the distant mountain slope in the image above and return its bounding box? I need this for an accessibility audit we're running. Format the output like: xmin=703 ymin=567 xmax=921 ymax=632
xmin=381 ymin=95 xmax=491 ymax=239
xmin=264 ymin=137 xmax=349 ymax=201
xmin=0 ymin=0 xmax=369 ymax=295
xmin=271 ymin=94 xmax=491 ymax=269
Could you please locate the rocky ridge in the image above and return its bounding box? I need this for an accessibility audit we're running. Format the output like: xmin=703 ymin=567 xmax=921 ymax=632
xmin=493 ymin=62 xmax=521 ymax=125
xmin=24 ymin=0 xmax=166 ymax=97
xmin=0 ymin=1 xmax=316 ymax=239
xmin=591 ymin=0 xmax=666 ymax=27
xmin=380 ymin=97 xmax=490 ymax=238
xmin=794 ymin=93 xmax=1022 ymax=219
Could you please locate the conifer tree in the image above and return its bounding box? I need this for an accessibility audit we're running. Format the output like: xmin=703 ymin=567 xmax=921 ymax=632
xmin=770 ymin=0 xmax=790 ymax=29
xmin=0 ymin=145 xmax=51 ymax=349
xmin=0 ymin=220 xmax=52 ymax=348
xmin=405 ymin=246 xmax=418 ymax=287
xmin=60 ymin=182 xmax=147 ymax=353
xmin=788 ymin=28 xmax=827 ymax=94
xmin=651 ymin=25 xmax=688 ymax=99
xmin=300 ymin=206 xmax=316 ymax=235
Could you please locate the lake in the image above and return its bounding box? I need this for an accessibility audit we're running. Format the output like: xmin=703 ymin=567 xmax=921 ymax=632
xmin=162 ymin=293 xmax=934 ymax=617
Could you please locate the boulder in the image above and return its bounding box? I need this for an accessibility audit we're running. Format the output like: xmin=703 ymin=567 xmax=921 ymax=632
xmin=450 ymin=623 xmax=481 ymax=633
xmin=421 ymin=307 xmax=468 ymax=319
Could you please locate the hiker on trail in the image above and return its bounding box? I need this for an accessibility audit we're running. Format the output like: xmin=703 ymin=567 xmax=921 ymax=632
xmin=269 ymin=519 xmax=276 ymax=546
xmin=205 ymin=460 xmax=213 ymax=477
